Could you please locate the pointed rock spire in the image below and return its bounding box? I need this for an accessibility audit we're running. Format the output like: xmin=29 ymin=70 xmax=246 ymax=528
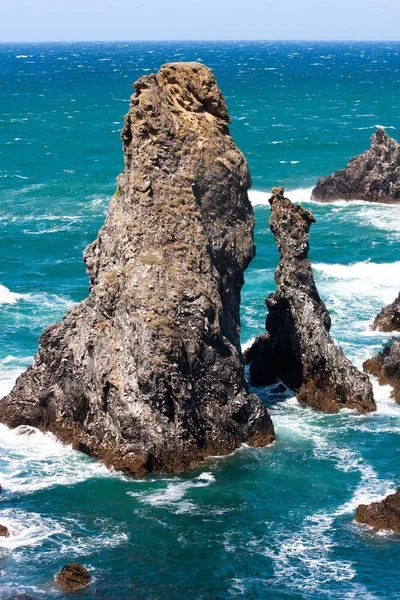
xmin=245 ymin=187 xmax=376 ymax=414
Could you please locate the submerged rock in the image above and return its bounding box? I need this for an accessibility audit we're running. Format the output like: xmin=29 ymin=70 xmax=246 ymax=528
xmin=245 ymin=187 xmax=375 ymax=414
xmin=363 ymin=338 xmax=400 ymax=404
xmin=371 ymin=292 xmax=400 ymax=332
xmin=356 ymin=488 xmax=400 ymax=532
xmin=0 ymin=62 xmax=274 ymax=475
xmin=56 ymin=563 xmax=91 ymax=592
xmin=0 ymin=524 xmax=10 ymax=537
xmin=312 ymin=127 xmax=400 ymax=203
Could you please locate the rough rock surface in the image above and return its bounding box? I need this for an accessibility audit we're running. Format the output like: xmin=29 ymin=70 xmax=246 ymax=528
xmin=363 ymin=338 xmax=400 ymax=403
xmin=312 ymin=128 xmax=400 ymax=203
xmin=245 ymin=187 xmax=375 ymax=413
xmin=0 ymin=524 xmax=10 ymax=537
xmin=372 ymin=293 xmax=400 ymax=332
xmin=56 ymin=564 xmax=91 ymax=592
xmin=0 ymin=62 xmax=274 ymax=475
xmin=356 ymin=488 xmax=400 ymax=532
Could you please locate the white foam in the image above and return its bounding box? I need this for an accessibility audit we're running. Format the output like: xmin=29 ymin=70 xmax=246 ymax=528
xmin=2 ymin=355 xmax=31 ymax=365
xmin=0 ymin=367 xmax=25 ymax=398
xmin=0 ymin=284 xmax=20 ymax=305
xmin=248 ymin=187 xmax=313 ymax=206
xmin=0 ymin=508 xmax=128 ymax=559
xmin=248 ymin=185 xmax=400 ymax=208
xmin=53 ymin=522 xmax=128 ymax=558
xmin=371 ymin=379 xmax=400 ymax=417
xmin=248 ymin=186 xmax=386 ymax=207
xmin=0 ymin=425 xmax=115 ymax=496
xmin=0 ymin=356 xmax=33 ymax=398
xmin=284 ymin=400 xmax=395 ymax=514
xmin=311 ymin=198 xmax=376 ymax=206
xmin=312 ymin=261 xmax=400 ymax=348
xmin=0 ymin=508 xmax=64 ymax=550
xmin=24 ymin=225 xmax=75 ymax=235
xmin=241 ymin=337 xmax=256 ymax=352
xmin=128 ymin=472 xmax=215 ymax=513
xmin=263 ymin=510 xmax=356 ymax=591
xmin=23 ymin=291 xmax=74 ymax=311
xmin=284 ymin=188 xmax=315 ymax=204
xmin=337 ymin=472 xmax=395 ymax=517
xmin=0 ymin=214 xmax=79 ymax=224
xmin=260 ymin=406 xmax=393 ymax=596
xmin=0 ymin=282 xmax=74 ymax=313
xmin=313 ymin=260 xmax=400 ymax=292
xmin=248 ymin=190 xmax=272 ymax=206
xmin=374 ymin=124 xmax=396 ymax=130
xmin=356 ymin=204 xmax=400 ymax=237
xmin=196 ymin=472 xmax=215 ymax=483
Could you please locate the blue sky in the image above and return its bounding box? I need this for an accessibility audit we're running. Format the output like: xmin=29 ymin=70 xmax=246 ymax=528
xmin=0 ymin=0 xmax=399 ymax=42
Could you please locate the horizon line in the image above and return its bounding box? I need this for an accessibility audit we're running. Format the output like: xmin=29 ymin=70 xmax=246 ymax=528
xmin=1 ymin=39 xmax=400 ymax=44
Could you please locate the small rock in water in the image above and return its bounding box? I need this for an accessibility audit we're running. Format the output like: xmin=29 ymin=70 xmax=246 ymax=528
xmin=372 ymin=292 xmax=400 ymax=333
xmin=56 ymin=563 xmax=91 ymax=592
xmin=0 ymin=524 xmax=10 ymax=537
xmin=356 ymin=488 xmax=400 ymax=532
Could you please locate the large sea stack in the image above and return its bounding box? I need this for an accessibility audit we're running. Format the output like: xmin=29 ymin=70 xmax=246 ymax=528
xmin=0 ymin=63 xmax=274 ymax=475
xmin=311 ymin=127 xmax=400 ymax=203
xmin=245 ymin=187 xmax=375 ymax=414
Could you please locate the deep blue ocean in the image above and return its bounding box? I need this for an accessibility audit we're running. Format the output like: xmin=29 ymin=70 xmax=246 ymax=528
xmin=0 ymin=41 xmax=400 ymax=599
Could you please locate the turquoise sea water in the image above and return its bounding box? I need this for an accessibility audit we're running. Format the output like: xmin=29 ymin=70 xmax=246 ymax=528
xmin=0 ymin=41 xmax=400 ymax=599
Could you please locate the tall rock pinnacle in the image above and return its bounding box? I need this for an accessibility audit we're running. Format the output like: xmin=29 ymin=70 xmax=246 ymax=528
xmin=0 ymin=63 xmax=274 ymax=475
xmin=245 ymin=187 xmax=376 ymax=414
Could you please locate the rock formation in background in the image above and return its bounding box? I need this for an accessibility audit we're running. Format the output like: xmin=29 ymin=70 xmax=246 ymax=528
xmin=363 ymin=338 xmax=400 ymax=404
xmin=311 ymin=127 xmax=400 ymax=203
xmin=0 ymin=63 xmax=274 ymax=475
xmin=356 ymin=488 xmax=400 ymax=532
xmin=245 ymin=187 xmax=375 ymax=414
xmin=371 ymin=293 xmax=400 ymax=332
